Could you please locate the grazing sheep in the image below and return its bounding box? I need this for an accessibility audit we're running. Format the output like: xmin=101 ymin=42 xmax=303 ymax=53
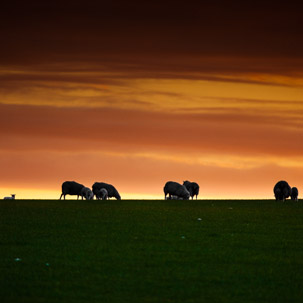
xmin=4 ymin=194 xmax=16 ymax=200
xmin=92 ymin=182 xmax=121 ymax=200
xmin=183 ymin=180 xmax=200 ymax=200
xmin=291 ymin=187 xmax=299 ymax=201
xmin=60 ymin=181 xmax=85 ymax=200
xmin=273 ymin=180 xmax=292 ymax=201
xmin=80 ymin=187 xmax=94 ymax=200
xmin=98 ymin=188 xmax=108 ymax=200
xmin=164 ymin=181 xmax=190 ymax=200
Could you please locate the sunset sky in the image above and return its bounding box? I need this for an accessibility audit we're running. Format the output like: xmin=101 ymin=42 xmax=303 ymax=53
xmin=1 ymin=1 xmax=302 ymax=199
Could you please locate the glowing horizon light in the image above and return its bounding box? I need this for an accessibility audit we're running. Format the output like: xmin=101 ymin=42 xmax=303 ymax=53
xmin=0 ymin=188 xmax=61 ymax=200
xmin=0 ymin=187 xmax=163 ymax=200
xmin=0 ymin=187 xmax=274 ymax=200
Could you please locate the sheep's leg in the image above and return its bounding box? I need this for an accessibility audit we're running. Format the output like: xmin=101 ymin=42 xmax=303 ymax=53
xmin=59 ymin=193 xmax=63 ymax=200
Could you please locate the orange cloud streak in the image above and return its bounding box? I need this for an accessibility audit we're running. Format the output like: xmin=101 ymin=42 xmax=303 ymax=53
xmin=1 ymin=104 xmax=303 ymax=157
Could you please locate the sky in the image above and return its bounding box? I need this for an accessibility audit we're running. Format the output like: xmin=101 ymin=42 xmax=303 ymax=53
xmin=0 ymin=1 xmax=302 ymax=199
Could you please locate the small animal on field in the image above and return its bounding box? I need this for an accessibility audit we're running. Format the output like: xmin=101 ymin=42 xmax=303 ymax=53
xmin=273 ymin=180 xmax=292 ymax=201
xmin=183 ymin=180 xmax=200 ymax=200
xmin=60 ymin=181 xmax=85 ymax=200
xmin=92 ymin=182 xmax=121 ymax=200
xmin=291 ymin=187 xmax=299 ymax=201
xmin=4 ymin=194 xmax=16 ymax=200
xmin=164 ymin=181 xmax=190 ymax=200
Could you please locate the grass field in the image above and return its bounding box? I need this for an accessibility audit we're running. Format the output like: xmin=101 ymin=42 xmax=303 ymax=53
xmin=1 ymin=199 xmax=303 ymax=303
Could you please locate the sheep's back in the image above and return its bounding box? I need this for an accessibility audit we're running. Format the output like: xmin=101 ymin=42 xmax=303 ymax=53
xmin=93 ymin=182 xmax=120 ymax=199
xmin=62 ymin=181 xmax=84 ymax=195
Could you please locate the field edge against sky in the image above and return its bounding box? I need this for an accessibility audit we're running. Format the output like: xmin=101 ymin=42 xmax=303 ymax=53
xmin=1 ymin=1 xmax=302 ymax=199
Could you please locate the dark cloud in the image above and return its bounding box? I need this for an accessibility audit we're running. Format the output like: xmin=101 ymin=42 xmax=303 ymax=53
xmin=0 ymin=1 xmax=302 ymax=65
xmin=1 ymin=56 xmax=302 ymax=90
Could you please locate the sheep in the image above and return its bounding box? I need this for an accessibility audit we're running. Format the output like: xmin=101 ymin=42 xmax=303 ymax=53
xmin=4 ymin=194 xmax=16 ymax=200
xmin=97 ymin=188 xmax=108 ymax=200
xmin=183 ymin=180 xmax=200 ymax=200
xmin=164 ymin=181 xmax=190 ymax=200
xmin=291 ymin=187 xmax=299 ymax=201
xmin=60 ymin=181 xmax=85 ymax=200
xmin=92 ymin=182 xmax=121 ymax=200
xmin=273 ymin=180 xmax=292 ymax=201
xmin=80 ymin=187 xmax=94 ymax=200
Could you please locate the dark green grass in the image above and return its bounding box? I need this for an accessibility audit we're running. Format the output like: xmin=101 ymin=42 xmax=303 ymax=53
xmin=1 ymin=199 xmax=303 ymax=303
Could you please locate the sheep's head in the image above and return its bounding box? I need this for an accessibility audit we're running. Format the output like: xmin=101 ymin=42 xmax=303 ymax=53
xmin=182 ymin=187 xmax=190 ymax=200
xmin=87 ymin=190 xmax=94 ymax=200
xmin=89 ymin=192 xmax=94 ymax=200
xmin=183 ymin=181 xmax=191 ymax=189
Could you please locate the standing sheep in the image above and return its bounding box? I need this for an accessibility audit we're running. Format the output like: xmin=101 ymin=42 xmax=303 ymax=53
xmin=183 ymin=180 xmax=200 ymax=200
xmin=60 ymin=181 xmax=85 ymax=200
xmin=273 ymin=180 xmax=292 ymax=201
xmin=291 ymin=187 xmax=299 ymax=201
xmin=80 ymin=187 xmax=94 ymax=200
xmin=4 ymin=194 xmax=16 ymax=200
xmin=164 ymin=181 xmax=190 ymax=200
xmin=92 ymin=182 xmax=121 ymax=200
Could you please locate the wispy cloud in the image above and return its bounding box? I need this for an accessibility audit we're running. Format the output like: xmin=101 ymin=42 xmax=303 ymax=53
xmin=1 ymin=104 xmax=303 ymax=158
xmin=1 ymin=65 xmax=302 ymax=117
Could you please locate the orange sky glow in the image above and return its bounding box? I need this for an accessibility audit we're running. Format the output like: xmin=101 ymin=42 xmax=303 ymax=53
xmin=0 ymin=1 xmax=302 ymax=199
